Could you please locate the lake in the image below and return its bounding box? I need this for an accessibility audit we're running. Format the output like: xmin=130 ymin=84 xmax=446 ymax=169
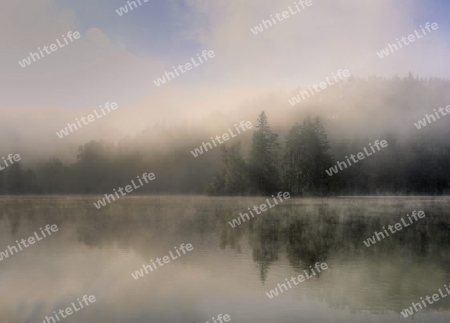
xmin=1 ymin=196 xmax=450 ymax=323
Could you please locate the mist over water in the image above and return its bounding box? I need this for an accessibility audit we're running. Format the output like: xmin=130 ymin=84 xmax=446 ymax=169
xmin=1 ymin=196 xmax=449 ymax=323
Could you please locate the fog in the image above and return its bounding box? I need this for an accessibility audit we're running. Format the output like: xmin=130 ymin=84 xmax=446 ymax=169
xmin=1 ymin=0 xmax=449 ymax=195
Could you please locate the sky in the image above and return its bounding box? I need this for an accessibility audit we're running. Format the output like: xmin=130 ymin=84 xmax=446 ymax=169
xmin=1 ymin=0 xmax=450 ymax=160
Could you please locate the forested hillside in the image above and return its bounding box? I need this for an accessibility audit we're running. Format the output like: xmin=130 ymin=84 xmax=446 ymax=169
xmin=2 ymin=75 xmax=450 ymax=195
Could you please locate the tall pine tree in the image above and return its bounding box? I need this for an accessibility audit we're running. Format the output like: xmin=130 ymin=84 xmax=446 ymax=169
xmin=248 ymin=111 xmax=281 ymax=195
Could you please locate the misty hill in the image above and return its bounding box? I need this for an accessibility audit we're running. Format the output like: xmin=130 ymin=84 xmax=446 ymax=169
xmin=1 ymin=75 xmax=450 ymax=195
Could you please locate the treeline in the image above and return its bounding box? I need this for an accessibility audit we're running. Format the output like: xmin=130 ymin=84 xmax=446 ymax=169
xmin=207 ymin=112 xmax=337 ymax=195
xmin=1 ymin=111 xmax=449 ymax=196
xmin=0 ymin=112 xmax=337 ymax=196
xmin=1 ymin=75 xmax=450 ymax=196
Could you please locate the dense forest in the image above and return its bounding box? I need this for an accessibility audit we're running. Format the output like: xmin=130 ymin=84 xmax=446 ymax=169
xmin=2 ymin=75 xmax=450 ymax=196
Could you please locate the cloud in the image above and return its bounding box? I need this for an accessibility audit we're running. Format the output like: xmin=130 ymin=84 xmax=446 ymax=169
xmin=86 ymin=28 xmax=116 ymax=51
xmin=0 ymin=0 xmax=164 ymax=110
xmin=0 ymin=0 xmax=449 ymax=162
xmin=177 ymin=0 xmax=449 ymax=87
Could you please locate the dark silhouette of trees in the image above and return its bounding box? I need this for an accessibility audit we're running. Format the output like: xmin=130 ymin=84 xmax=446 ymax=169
xmin=208 ymin=112 xmax=337 ymax=196
xmin=2 ymin=75 xmax=450 ymax=196
xmin=0 ymin=171 xmax=4 ymax=194
xmin=37 ymin=158 xmax=69 ymax=194
xmin=6 ymin=163 xmax=25 ymax=194
xmin=207 ymin=142 xmax=249 ymax=195
xmin=5 ymin=163 xmax=38 ymax=194
xmin=248 ymin=111 xmax=281 ymax=194
xmin=283 ymin=116 xmax=337 ymax=195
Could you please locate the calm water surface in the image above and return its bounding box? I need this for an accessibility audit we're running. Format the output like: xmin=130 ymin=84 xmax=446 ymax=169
xmin=1 ymin=196 xmax=450 ymax=323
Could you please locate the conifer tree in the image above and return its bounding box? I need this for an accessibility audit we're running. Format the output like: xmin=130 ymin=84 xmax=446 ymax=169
xmin=283 ymin=116 xmax=336 ymax=195
xmin=248 ymin=111 xmax=281 ymax=194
